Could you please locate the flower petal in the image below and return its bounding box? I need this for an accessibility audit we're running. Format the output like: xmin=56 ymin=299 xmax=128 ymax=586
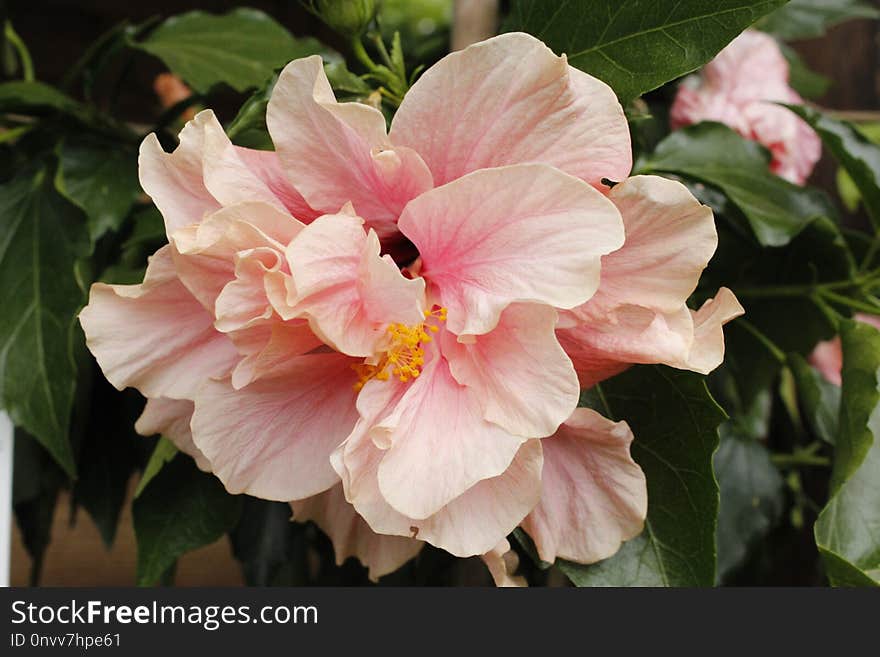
xmin=481 ymin=538 xmax=527 ymax=587
xmin=283 ymin=211 xmax=425 ymax=357
xmin=398 ymin=163 xmax=624 ymax=336
xmin=191 ymin=352 xmax=360 ymax=501
xmin=338 ymin=427 xmax=543 ymax=557
xmin=443 ymin=303 xmax=578 ymax=438
xmin=135 ymin=397 xmax=210 ymax=472
xmin=79 ymin=246 xmax=239 ymax=400
xmin=390 ymin=32 xmax=631 ymax=189
xmin=599 ymin=175 xmax=718 ymax=313
xmin=228 ymin=321 xmax=323 ymax=389
xmin=373 ymin=354 xmax=528 ymax=519
xmin=521 ymin=408 xmax=646 ymax=564
xmin=266 ymin=56 xmax=433 ymax=240
xmin=291 ymin=483 xmax=422 ymax=581
xmin=682 ymin=287 xmax=745 ymax=374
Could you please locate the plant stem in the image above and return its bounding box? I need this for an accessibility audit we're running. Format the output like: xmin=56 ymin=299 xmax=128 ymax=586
xmin=4 ymin=21 xmax=34 ymax=82
xmin=771 ymin=452 xmax=831 ymax=467
xmin=737 ymin=319 xmax=787 ymax=363
xmin=351 ymin=36 xmax=378 ymax=72
xmin=818 ymin=289 xmax=880 ymax=314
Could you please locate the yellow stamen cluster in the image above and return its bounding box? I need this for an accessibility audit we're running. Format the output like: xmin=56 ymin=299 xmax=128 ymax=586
xmin=353 ymin=306 xmax=447 ymax=391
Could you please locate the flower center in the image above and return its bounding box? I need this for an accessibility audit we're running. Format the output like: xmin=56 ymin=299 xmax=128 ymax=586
xmin=353 ymin=306 xmax=447 ymax=391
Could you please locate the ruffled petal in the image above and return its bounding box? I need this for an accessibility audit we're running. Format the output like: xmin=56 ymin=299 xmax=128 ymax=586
xmin=598 ymin=175 xmax=718 ymax=313
xmin=79 ymin=246 xmax=239 ymax=400
xmin=481 ymin=538 xmax=527 ymax=587
xmin=190 ymin=352 xmax=359 ymax=501
xmin=282 ymin=210 xmax=426 ymax=357
xmin=371 ymin=354 xmax=528 ymax=519
xmin=291 ymin=483 xmax=422 ymax=581
xmin=521 ymin=408 xmax=647 ymax=564
xmin=398 ymin=164 xmax=624 ymax=336
xmin=337 ymin=426 xmax=543 ymax=557
xmin=443 ymin=303 xmax=578 ymax=438
xmin=266 ymin=56 xmax=433 ymax=240
xmin=135 ymin=397 xmax=210 ymax=472
xmin=391 ymin=32 xmax=631 ymax=188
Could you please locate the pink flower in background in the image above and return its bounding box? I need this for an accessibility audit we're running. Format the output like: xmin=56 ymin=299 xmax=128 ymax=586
xmin=809 ymin=313 xmax=880 ymax=385
xmin=153 ymin=73 xmax=197 ymax=121
xmin=670 ymin=30 xmax=821 ymax=185
xmin=80 ymin=33 xmax=741 ymax=581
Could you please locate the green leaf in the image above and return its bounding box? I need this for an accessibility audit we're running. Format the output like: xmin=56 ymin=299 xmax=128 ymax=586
xmin=759 ymin=0 xmax=879 ymax=41
xmin=714 ymin=390 xmax=785 ymax=581
xmin=134 ymin=454 xmax=242 ymax=585
xmin=0 ymin=166 xmax=90 ymax=477
xmin=226 ymin=76 xmax=277 ymax=150
xmin=504 ymin=0 xmax=787 ymax=104
xmin=325 ymin=60 xmax=371 ymax=96
xmin=55 ymin=137 xmax=140 ymax=244
xmin=134 ymin=9 xmax=328 ymax=94
xmin=789 ymin=353 xmax=840 ymax=445
xmin=0 ymin=80 xmax=85 ymax=116
xmin=786 ymin=105 xmax=880 ymax=231
xmin=134 ymin=437 xmax=177 ymax=499
xmin=814 ymin=319 xmax=880 ymax=586
xmin=230 ymin=497 xmax=301 ymax=586
xmin=638 ymin=122 xmax=836 ymax=246
xmin=560 ymin=367 xmax=726 ymax=586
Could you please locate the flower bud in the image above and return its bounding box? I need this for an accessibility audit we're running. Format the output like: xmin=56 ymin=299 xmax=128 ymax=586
xmin=303 ymin=0 xmax=378 ymax=38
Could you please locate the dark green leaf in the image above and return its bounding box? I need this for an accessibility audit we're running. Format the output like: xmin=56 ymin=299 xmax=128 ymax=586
xmin=789 ymin=353 xmax=840 ymax=445
xmin=0 ymin=80 xmax=85 ymax=116
xmin=12 ymin=428 xmax=66 ymax=584
xmin=230 ymin=497 xmax=300 ymax=586
xmin=714 ymin=391 xmax=785 ymax=581
xmin=814 ymin=319 xmax=880 ymax=586
xmin=133 ymin=454 xmax=242 ymax=585
xmin=325 ymin=60 xmax=371 ymax=96
xmin=639 ymin=122 xmax=837 ymax=246
xmin=226 ymin=76 xmax=276 ymax=150
xmin=759 ymin=0 xmax=879 ymax=41
xmin=786 ymin=104 xmax=880 ymax=231
xmin=73 ymin=372 xmax=145 ymax=547
xmin=0 ymin=166 xmax=90 ymax=477
xmin=504 ymin=0 xmax=787 ymax=104
xmin=55 ymin=137 xmax=140 ymax=243
xmin=135 ymin=9 xmax=328 ymax=93
xmin=560 ymin=367 xmax=725 ymax=586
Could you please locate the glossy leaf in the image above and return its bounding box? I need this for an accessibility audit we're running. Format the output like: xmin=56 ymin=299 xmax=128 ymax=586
xmin=759 ymin=0 xmax=879 ymax=41
xmin=55 ymin=137 xmax=140 ymax=243
xmin=814 ymin=319 xmax=880 ymax=586
xmin=560 ymin=367 xmax=726 ymax=586
xmin=0 ymin=80 xmax=85 ymax=116
xmin=134 ymin=437 xmax=177 ymax=499
xmin=134 ymin=454 xmax=242 ymax=585
xmin=789 ymin=353 xmax=840 ymax=445
xmin=786 ymin=105 xmax=880 ymax=230
xmin=639 ymin=122 xmax=837 ymax=246
xmin=504 ymin=0 xmax=787 ymax=104
xmin=135 ymin=9 xmax=327 ymax=93
xmin=0 ymin=167 xmax=90 ymax=477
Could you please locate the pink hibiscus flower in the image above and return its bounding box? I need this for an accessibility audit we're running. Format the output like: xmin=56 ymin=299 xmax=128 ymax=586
xmin=80 ymin=33 xmax=742 ymax=582
xmin=670 ymin=30 xmax=821 ymax=185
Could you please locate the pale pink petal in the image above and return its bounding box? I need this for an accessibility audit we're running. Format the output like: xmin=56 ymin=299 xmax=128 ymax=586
xmin=597 ymin=175 xmax=718 ymax=313
xmin=443 ymin=304 xmax=579 ymax=438
xmin=398 ymin=164 xmax=624 ymax=336
xmin=228 ymin=321 xmax=323 ymax=389
xmin=683 ymin=287 xmax=745 ymax=374
xmin=171 ymin=201 xmax=304 ymax=309
xmin=135 ymin=397 xmax=210 ymax=472
xmin=521 ymin=408 xmax=646 ymax=564
xmin=79 ymin=246 xmax=239 ymax=400
xmin=481 ymin=538 xmax=527 ymax=587
xmin=390 ymin=32 xmax=631 ymax=188
xmin=214 ymin=248 xmax=283 ymax=333
xmin=291 ymin=483 xmax=422 ymax=581
xmin=809 ymin=337 xmax=843 ymax=386
xmin=266 ymin=55 xmax=433 ymax=240
xmin=368 ymin=354 xmax=528 ymax=519
xmin=283 ymin=211 xmax=425 ymax=357
xmin=199 ymin=112 xmax=320 ymax=220
xmin=138 ymin=112 xmax=220 ymax=237
xmin=337 ymin=428 xmax=543 ymax=557
xmin=190 ymin=352 xmax=359 ymax=501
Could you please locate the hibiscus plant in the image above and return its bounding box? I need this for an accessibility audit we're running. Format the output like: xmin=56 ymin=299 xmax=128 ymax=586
xmin=2 ymin=0 xmax=880 ymax=587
